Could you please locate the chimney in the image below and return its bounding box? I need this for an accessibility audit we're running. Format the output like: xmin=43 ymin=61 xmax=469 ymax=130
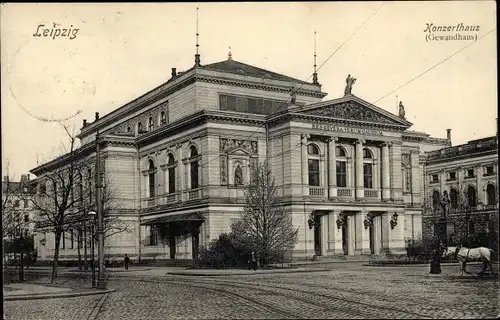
xmin=95 ymin=112 xmax=100 ymax=121
xmin=3 ymin=175 xmax=8 ymax=183
xmin=446 ymin=129 xmax=452 ymax=144
xmin=171 ymin=68 xmax=177 ymax=77
xmin=83 ymin=119 xmax=87 ymax=127
xmin=21 ymin=174 xmax=28 ymax=184
xmin=27 ymin=174 xmax=30 ymax=181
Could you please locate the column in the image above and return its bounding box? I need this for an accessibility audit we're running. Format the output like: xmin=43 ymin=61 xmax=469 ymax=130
xmin=381 ymin=142 xmax=391 ymax=201
xmin=176 ymin=144 xmax=185 ymax=201
xmin=328 ymin=137 xmax=338 ymax=197
xmin=321 ymin=215 xmax=328 ymax=256
xmin=327 ymin=211 xmax=343 ymax=254
xmin=355 ymin=211 xmax=371 ymax=255
xmin=373 ymin=215 xmax=382 ymax=254
xmin=301 ymin=134 xmax=309 ymax=195
xmin=347 ymin=215 xmax=355 ymax=255
xmin=355 ymin=139 xmax=365 ymax=199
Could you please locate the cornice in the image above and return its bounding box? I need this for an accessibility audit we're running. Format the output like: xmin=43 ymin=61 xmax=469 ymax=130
xmin=272 ymin=112 xmax=408 ymax=132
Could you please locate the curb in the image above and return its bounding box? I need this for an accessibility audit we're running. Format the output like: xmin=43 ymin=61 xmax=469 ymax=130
xmin=290 ymin=260 xmax=369 ymax=266
xmin=4 ymin=288 xmax=116 ymax=301
xmin=166 ymin=268 xmax=328 ymax=277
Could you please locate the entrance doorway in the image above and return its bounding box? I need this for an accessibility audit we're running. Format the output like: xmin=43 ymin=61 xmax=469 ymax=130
xmin=313 ymin=215 xmax=322 ymax=256
xmin=168 ymin=236 xmax=176 ymax=259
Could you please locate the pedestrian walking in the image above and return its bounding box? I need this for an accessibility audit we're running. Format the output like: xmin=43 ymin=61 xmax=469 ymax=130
xmin=124 ymin=254 xmax=130 ymax=270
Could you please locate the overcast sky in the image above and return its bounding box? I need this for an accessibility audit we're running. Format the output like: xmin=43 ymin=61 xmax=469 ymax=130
xmin=1 ymin=2 xmax=497 ymax=179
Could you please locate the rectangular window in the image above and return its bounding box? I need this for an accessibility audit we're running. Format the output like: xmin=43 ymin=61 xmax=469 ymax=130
xmin=336 ymin=161 xmax=347 ymax=188
xmin=150 ymin=227 xmax=158 ymax=246
xmin=485 ymin=166 xmax=494 ymax=175
xmin=431 ymin=174 xmax=439 ymax=183
xmin=448 ymin=172 xmax=456 ymax=181
xmin=23 ymin=200 xmax=29 ymax=208
xmin=14 ymin=200 xmax=20 ymax=207
xmin=363 ymin=163 xmax=373 ymax=189
xmin=24 ymin=214 xmax=29 ymax=222
xmin=308 ymin=159 xmax=320 ymax=186
xmin=466 ymin=169 xmax=474 ymax=178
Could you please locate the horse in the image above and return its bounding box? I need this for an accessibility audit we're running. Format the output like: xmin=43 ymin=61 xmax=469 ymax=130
xmin=443 ymin=245 xmax=495 ymax=277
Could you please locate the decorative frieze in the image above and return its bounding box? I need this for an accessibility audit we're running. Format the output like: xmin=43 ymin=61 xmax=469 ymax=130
xmin=219 ymin=138 xmax=258 ymax=155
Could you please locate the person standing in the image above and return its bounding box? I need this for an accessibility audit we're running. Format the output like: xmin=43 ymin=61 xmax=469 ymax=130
xmin=124 ymin=254 xmax=130 ymax=270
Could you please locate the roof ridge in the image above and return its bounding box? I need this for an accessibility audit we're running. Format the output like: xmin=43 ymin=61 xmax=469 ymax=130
xmin=201 ymin=59 xmax=311 ymax=85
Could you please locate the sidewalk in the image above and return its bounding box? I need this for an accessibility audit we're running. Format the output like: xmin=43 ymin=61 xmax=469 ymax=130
xmin=3 ymin=282 xmax=114 ymax=301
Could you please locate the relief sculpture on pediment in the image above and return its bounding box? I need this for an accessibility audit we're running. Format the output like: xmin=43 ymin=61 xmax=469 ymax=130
xmin=219 ymin=138 xmax=258 ymax=154
xmin=308 ymin=102 xmax=393 ymax=124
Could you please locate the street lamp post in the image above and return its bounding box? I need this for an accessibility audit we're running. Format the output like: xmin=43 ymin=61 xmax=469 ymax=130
xmin=95 ymin=130 xmax=107 ymax=289
xmin=88 ymin=211 xmax=96 ymax=288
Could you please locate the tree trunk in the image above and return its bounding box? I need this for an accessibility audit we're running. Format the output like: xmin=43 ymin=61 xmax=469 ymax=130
xmin=77 ymin=230 xmax=82 ymax=270
xmin=51 ymin=230 xmax=62 ymax=284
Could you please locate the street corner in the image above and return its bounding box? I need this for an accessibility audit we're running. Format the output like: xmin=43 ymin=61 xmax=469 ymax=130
xmin=3 ymin=282 xmax=116 ymax=301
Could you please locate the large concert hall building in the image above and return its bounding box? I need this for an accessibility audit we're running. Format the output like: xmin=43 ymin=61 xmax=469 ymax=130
xmin=32 ymin=50 xmax=451 ymax=262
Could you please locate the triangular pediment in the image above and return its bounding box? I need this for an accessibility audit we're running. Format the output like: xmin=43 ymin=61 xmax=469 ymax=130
xmin=292 ymin=95 xmax=412 ymax=127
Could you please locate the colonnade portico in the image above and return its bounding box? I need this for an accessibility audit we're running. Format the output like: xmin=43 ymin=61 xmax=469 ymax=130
xmin=309 ymin=209 xmax=406 ymax=257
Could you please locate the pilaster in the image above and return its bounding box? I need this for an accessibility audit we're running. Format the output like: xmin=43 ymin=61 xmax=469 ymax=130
xmin=390 ymin=142 xmax=403 ymax=202
xmin=177 ymin=143 xmax=185 ymax=201
xmin=301 ymin=134 xmax=310 ymax=195
xmin=355 ymin=211 xmax=371 ymax=254
xmin=410 ymin=150 xmax=421 ymax=205
xmin=381 ymin=142 xmax=391 ymax=200
xmin=327 ymin=211 xmax=343 ymax=254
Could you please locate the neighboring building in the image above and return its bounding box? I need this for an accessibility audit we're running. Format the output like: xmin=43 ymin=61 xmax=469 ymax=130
xmin=422 ymin=135 xmax=498 ymax=249
xmin=2 ymin=174 xmax=37 ymax=250
xmin=31 ymin=51 xmax=451 ymax=262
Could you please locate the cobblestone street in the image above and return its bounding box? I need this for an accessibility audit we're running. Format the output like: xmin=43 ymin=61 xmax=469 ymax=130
xmin=4 ymin=263 xmax=499 ymax=319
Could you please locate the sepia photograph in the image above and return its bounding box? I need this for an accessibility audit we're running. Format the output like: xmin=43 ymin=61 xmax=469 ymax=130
xmin=1 ymin=1 xmax=498 ymax=319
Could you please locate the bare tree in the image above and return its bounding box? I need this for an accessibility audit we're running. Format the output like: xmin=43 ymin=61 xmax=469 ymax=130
xmin=28 ymin=123 xmax=81 ymax=283
xmin=231 ymin=161 xmax=298 ymax=267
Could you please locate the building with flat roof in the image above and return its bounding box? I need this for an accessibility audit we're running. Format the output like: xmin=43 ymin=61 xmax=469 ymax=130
xmin=422 ymin=135 xmax=498 ymax=249
xmin=31 ymin=51 xmax=451 ymax=262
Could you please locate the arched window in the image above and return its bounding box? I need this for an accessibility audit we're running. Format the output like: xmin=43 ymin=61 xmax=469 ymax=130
xmin=148 ymin=160 xmax=156 ymax=198
xmin=148 ymin=117 xmax=154 ymax=131
xmin=335 ymin=146 xmax=347 ymax=188
xmin=137 ymin=122 xmax=143 ymax=134
xmin=189 ymin=146 xmax=200 ymax=189
xmin=432 ymin=190 xmax=440 ymax=212
xmin=167 ymin=154 xmax=176 ymax=194
xmin=160 ymin=111 xmax=167 ymax=125
xmin=127 ymin=126 xmax=131 ymax=133
xmin=235 ymin=164 xmax=243 ymax=186
xmin=467 ymin=185 xmax=476 ymax=208
xmin=363 ymin=148 xmax=373 ymax=189
xmin=486 ymin=184 xmax=496 ymax=206
xmin=308 ymin=144 xmax=320 ymax=186
xmin=450 ymin=188 xmax=458 ymax=209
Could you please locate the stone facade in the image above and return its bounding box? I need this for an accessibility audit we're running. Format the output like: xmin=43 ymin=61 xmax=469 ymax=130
xmin=31 ymin=57 xmax=450 ymax=262
xmin=422 ymin=136 xmax=498 ymax=249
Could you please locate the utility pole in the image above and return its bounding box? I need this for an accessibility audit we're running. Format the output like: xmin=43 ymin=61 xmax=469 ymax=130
xmin=95 ymin=130 xmax=106 ymax=289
